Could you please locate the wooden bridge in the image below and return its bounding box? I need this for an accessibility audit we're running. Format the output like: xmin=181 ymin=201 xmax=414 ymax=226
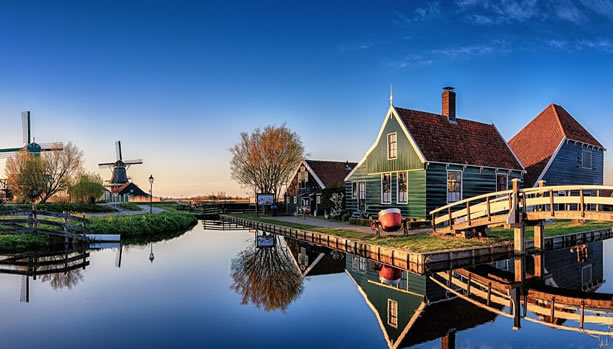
xmin=431 ymin=180 xmax=613 ymax=253
xmin=0 ymin=208 xmax=89 ymax=243
xmin=430 ymin=256 xmax=613 ymax=337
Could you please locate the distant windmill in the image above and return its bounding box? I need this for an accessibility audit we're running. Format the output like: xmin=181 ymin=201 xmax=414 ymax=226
xmin=0 ymin=111 xmax=64 ymax=158
xmin=98 ymin=141 xmax=143 ymax=188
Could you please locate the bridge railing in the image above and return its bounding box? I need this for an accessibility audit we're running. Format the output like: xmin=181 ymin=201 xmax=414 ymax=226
xmin=0 ymin=208 xmax=89 ymax=240
xmin=431 ymin=184 xmax=613 ymax=233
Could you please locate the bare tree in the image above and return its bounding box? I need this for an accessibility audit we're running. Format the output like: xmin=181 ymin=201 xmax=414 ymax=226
xmin=230 ymin=124 xmax=304 ymax=201
xmin=5 ymin=142 xmax=83 ymax=203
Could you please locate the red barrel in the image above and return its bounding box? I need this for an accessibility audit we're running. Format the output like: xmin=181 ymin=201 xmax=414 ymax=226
xmin=378 ymin=208 xmax=403 ymax=232
xmin=379 ymin=265 xmax=403 ymax=285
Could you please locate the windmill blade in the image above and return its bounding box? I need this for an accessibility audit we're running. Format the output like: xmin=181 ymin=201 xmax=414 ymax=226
xmin=0 ymin=147 xmax=23 ymax=159
xmin=21 ymin=111 xmax=31 ymax=145
xmin=123 ymin=159 xmax=143 ymax=165
xmin=98 ymin=162 xmax=115 ymax=168
xmin=39 ymin=142 xmax=64 ymax=151
xmin=115 ymin=141 xmax=122 ymax=161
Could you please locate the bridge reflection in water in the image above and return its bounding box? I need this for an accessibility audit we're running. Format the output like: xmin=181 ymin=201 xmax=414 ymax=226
xmin=239 ymin=227 xmax=611 ymax=349
xmin=0 ymin=248 xmax=89 ymax=303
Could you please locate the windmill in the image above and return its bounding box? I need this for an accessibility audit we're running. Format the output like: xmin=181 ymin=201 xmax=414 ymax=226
xmin=98 ymin=141 xmax=143 ymax=188
xmin=0 ymin=111 xmax=64 ymax=158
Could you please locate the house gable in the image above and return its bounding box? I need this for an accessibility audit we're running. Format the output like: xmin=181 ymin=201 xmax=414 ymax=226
xmin=541 ymin=140 xmax=604 ymax=186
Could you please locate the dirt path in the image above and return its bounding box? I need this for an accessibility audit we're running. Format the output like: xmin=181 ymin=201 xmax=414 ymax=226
xmin=87 ymin=204 xmax=164 ymax=217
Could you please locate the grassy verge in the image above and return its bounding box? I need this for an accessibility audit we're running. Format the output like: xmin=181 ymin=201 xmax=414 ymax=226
xmin=0 ymin=203 xmax=116 ymax=213
xmin=0 ymin=234 xmax=65 ymax=253
xmin=87 ymin=210 xmax=197 ymax=237
xmin=118 ymin=202 xmax=144 ymax=211
xmin=228 ymin=214 xmax=613 ymax=253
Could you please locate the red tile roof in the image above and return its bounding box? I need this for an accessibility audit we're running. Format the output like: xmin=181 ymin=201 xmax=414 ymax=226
xmin=394 ymin=107 xmax=523 ymax=170
xmin=305 ymin=160 xmax=357 ymax=188
xmin=508 ymin=104 xmax=602 ymax=187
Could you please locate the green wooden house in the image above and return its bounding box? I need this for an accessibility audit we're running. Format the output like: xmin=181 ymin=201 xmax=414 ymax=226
xmin=345 ymin=87 xmax=525 ymax=219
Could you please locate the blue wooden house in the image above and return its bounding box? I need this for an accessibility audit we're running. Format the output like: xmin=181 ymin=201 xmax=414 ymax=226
xmin=344 ymin=87 xmax=525 ymax=219
xmin=508 ymin=104 xmax=605 ymax=187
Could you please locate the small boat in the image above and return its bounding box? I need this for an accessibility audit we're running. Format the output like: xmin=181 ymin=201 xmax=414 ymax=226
xmin=379 ymin=265 xmax=403 ymax=285
xmin=378 ymin=208 xmax=403 ymax=232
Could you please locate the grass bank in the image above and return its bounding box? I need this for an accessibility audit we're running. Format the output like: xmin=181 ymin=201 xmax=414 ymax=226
xmin=228 ymin=214 xmax=613 ymax=253
xmin=0 ymin=203 xmax=115 ymax=213
xmin=118 ymin=202 xmax=144 ymax=211
xmin=87 ymin=210 xmax=197 ymax=237
xmin=0 ymin=234 xmax=65 ymax=253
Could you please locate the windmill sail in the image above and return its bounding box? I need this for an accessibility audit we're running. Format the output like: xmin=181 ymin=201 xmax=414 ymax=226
xmin=116 ymin=141 xmax=122 ymax=161
xmin=21 ymin=111 xmax=31 ymax=145
xmin=123 ymin=159 xmax=143 ymax=165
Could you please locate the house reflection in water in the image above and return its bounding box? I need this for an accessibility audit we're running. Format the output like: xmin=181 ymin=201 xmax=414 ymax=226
xmin=345 ymin=253 xmax=498 ymax=349
xmin=344 ymin=240 xmax=606 ymax=349
xmin=285 ymin=238 xmax=346 ymax=278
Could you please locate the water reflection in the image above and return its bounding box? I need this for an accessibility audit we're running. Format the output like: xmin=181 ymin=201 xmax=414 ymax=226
xmin=230 ymin=233 xmax=304 ymax=312
xmin=0 ymin=248 xmax=90 ymax=302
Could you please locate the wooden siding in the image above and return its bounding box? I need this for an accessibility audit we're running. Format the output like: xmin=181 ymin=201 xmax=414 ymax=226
xmin=345 ymin=163 xmax=427 ymax=219
xmin=426 ymin=163 xmax=523 ymax=216
xmin=366 ymin=115 xmax=424 ymax=174
xmin=542 ymin=141 xmax=604 ymax=186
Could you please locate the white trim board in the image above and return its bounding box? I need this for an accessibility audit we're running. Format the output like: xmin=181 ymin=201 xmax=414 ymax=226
xmin=533 ymin=137 xmax=566 ymax=187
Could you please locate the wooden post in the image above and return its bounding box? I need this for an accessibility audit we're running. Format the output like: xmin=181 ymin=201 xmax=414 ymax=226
xmin=580 ymin=301 xmax=585 ymax=329
xmin=448 ymin=207 xmax=453 ymax=229
xmin=534 ymin=221 xmax=544 ymax=250
xmin=580 ymin=189 xmax=585 ymax=217
xmin=63 ymin=211 xmax=68 ymax=244
xmin=514 ymin=257 xmax=525 ymax=283
xmin=486 ymin=196 xmax=491 ymax=221
xmin=549 ymin=189 xmax=555 ymax=217
xmin=466 ymin=273 xmax=472 ymax=296
xmin=534 ymin=253 xmax=544 ymax=278
xmin=550 ymin=297 xmax=556 ymax=323
xmin=466 ymin=201 xmax=471 ymax=226
xmin=597 ymin=190 xmax=600 ymax=212
xmin=487 ymin=282 xmax=492 ymax=305
xmin=514 ymin=225 xmax=525 ymax=255
xmin=32 ymin=205 xmax=37 ymax=234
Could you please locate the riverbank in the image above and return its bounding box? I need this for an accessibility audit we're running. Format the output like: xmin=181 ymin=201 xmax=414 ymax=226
xmin=225 ymin=213 xmax=613 ymax=253
xmin=87 ymin=210 xmax=198 ymax=237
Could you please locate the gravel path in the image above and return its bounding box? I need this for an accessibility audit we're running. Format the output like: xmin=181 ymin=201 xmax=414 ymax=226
xmin=265 ymin=215 xmax=431 ymax=236
xmin=86 ymin=204 xmax=164 ymax=217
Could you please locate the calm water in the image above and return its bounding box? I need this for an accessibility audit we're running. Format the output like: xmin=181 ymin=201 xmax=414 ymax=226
xmin=0 ymin=221 xmax=612 ymax=348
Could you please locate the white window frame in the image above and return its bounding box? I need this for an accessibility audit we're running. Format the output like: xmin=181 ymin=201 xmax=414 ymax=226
xmin=293 ymin=196 xmax=297 ymax=204
xmin=316 ymin=195 xmax=321 ymax=205
xmin=446 ymin=170 xmax=463 ymax=204
xmin=387 ymin=132 xmax=397 ymax=160
xmin=582 ymin=150 xmax=592 ymax=169
xmin=352 ymin=181 xmax=358 ymax=198
xmin=496 ymin=173 xmax=509 ymax=192
xmin=381 ymin=173 xmax=392 ymax=204
xmin=359 ymin=181 xmax=366 ymax=200
xmin=387 ymin=299 xmax=398 ymax=328
xmin=582 ymin=264 xmax=592 ymax=288
xmin=359 ymin=257 xmax=366 ymax=273
xmin=397 ymin=171 xmax=408 ymax=204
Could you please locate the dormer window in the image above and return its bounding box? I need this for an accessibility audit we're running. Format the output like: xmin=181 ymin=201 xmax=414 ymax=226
xmin=387 ymin=133 xmax=397 ymax=160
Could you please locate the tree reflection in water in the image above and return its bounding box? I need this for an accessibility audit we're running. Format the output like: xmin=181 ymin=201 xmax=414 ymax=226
xmin=38 ymin=255 xmax=85 ymax=290
xmin=231 ymin=235 xmax=303 ymax=312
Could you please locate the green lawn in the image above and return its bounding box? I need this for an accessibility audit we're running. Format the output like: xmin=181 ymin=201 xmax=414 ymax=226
xmin=228 ymin=214 xmax=613 ymax=254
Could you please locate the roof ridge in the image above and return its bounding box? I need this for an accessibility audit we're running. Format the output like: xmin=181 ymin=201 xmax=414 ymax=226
xmin=550 ymin=104 xmax=567 ymax=138
xmin=394 ymin=106 xmax=493 ymax=127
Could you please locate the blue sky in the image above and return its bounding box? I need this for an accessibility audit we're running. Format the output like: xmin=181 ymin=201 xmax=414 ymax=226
xmin=0 ymin=1 xmax=612 ymax=196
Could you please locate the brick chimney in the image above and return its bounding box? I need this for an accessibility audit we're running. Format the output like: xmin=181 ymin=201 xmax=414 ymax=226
xmin=442 ymin=86 xmax=456 ymax=122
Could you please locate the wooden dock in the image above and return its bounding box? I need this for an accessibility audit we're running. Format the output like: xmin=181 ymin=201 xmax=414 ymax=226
xmin=219 ymin=215 xmax=613 ymax=274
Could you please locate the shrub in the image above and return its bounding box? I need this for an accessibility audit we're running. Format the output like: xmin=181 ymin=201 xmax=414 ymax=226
xmin=341 ymin=212 xmax=351 ymax=222
xmin=87 ymin=210 xmax=198 ymax=237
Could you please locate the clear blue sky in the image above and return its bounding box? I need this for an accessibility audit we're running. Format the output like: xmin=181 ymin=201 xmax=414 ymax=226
xmin=0 ymin=1 xmax=612 ymax=196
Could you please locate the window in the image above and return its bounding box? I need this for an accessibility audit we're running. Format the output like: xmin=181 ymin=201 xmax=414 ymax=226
xmin=293 ymin=196 xmax=297 ymax=204
xmin=298 ymin=166 xmax=308 ymax=189
xmin=447 ymin=171 xmax=462 ymax=203
xmin=359 ymin=181 xmax=366 ymax=200
xmin=387 ymin=299 xmax=398 ymax=328
xmin=382 ymin=174 xmax=392 ymax=204
xmin=351 ymin=255 xmax=359 ymax=271
xmin=316 ymin=195 xmax=321 ymax=205
xmin=352 ymin=181 xmax=358 ymax=198
xmin=397 ymin=172 xmax=408 ymax=204
xmin=582 ymin=150 xmax=592 ymax=169
xmin=359 ymin=257 xmax=367 ymax=272
xmin=387 ymin=133 xmax=397 ymax=160
xmin=496 ymin=174 xmax=508 ymax=192
xmin=582 ymin=264 xmax=592 ymax=289
xmin=302 ymin=198 xmax=309 ymax=206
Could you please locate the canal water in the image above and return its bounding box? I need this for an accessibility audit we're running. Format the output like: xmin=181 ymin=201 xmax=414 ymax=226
xmin=0 ymin=221 xmax=611 ymax=348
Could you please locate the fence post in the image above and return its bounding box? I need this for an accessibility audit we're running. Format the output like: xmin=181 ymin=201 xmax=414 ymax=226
xmin=32 ymin=204 xmax=37 ymax=234
xmin=580 ymin=189 xmax=585 ymax=218
xmin=549 ymin=189 xmax=555 ymax=217
xmin=64 ymin=211 xmax=68 ymax=244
